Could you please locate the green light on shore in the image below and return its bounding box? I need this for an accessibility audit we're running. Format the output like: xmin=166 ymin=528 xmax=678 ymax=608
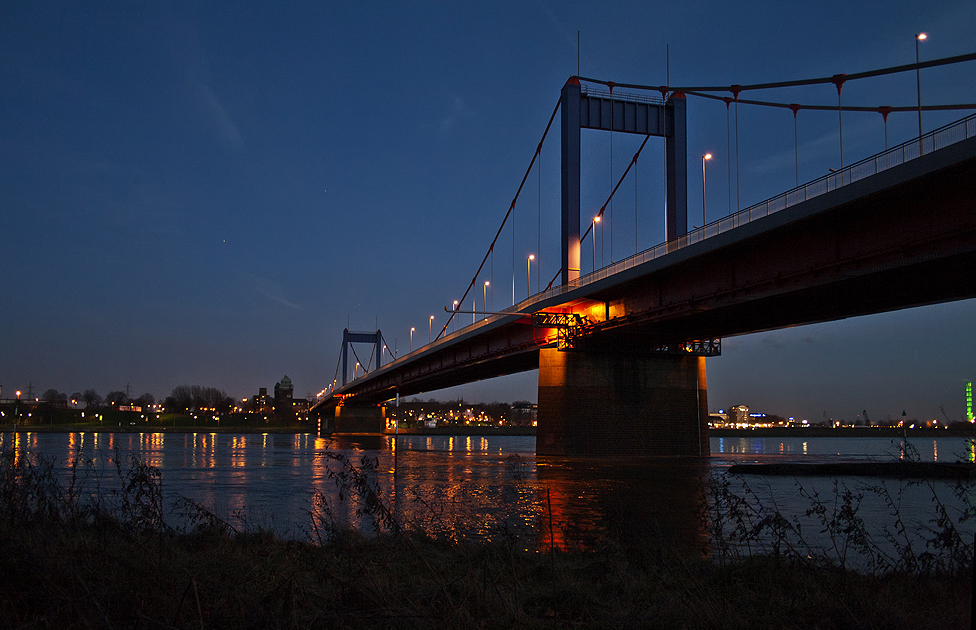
xmin=967 ymin=381 xmax=973 ymax=422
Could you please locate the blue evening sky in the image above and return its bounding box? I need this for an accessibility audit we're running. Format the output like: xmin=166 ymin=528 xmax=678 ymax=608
xmin=2 ymin=0 xmax=974 ymax=423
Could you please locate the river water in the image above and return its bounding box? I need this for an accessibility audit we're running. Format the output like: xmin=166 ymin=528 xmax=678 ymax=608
xmin=2 ymin=432 xmax=973 ymax=562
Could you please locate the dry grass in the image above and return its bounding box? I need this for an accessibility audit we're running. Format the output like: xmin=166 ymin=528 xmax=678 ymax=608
xmin=0 ymin=448 xmax=970 ymax=629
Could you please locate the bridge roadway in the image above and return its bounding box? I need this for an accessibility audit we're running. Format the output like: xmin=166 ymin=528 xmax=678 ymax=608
xmin=314 ymin=118 xmax=976 ymax=453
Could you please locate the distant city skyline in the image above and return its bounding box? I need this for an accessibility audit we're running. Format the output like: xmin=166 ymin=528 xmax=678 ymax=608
xmin=2 ymin=1 xmax=974 ymax=426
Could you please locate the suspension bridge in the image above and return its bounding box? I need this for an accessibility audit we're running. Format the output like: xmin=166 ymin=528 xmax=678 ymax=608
xmin=312 ymin=53 xmax=976 ymax=456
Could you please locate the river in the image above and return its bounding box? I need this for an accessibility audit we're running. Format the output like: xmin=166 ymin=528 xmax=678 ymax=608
xmin=2 ymin=431 xmax=973 ymax=564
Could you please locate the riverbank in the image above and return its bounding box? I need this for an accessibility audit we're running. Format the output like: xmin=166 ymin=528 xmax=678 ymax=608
xmin=0 ymin=424 xmax=538 ymax=436
xmin=3 ymin=424 xmax=973 ymax=441
xmin=3 ymin=521 xmax=967 ymax=629
xmin=0 ymin=447 xmax=969 ymax=629
xmin=710 ymin=426 xmax=976 ymax=438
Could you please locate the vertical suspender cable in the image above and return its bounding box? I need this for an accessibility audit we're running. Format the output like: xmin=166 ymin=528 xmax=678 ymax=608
xmin=879 ymin=106 xmax=892 ymax=150
xmin=665 ymin=45 xmax=670 ymax=239
xmin=790 ymin=104 xmax=800 ymax=187
xmin=730 ymin=85 xmax=742 ymax=214
xmin=725 ymin=98 xmax=731 ymax=216
xmin=609 ymin=84 xmax=614 ymax=264
xmin=833 ymin=75 xmax=847 ymax=179
xmin=735 ymin=100 xmax=740 ymax=212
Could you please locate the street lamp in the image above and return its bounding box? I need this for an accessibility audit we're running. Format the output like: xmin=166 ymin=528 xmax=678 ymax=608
xmin=916 ymin=33 xmax=927 ymax=152
xmin=592 ymin=216 xmax=601 ymax=271
xmin=429 ymin=315 xmax=434 ymax=344
xmin=354 ymin=361 xmax=360 ymax=379
xmin=483 ymin=281 xmax=490 ymax=320
xmin=453 ymin=300 xmax=459 ymax=332
xmin=527 ymin=254 xmax=535 ymax=298
xmin=701 ymin=153 xmax=712 ymax=228
xmin=410 ymin=327 xmax=415 ymax=352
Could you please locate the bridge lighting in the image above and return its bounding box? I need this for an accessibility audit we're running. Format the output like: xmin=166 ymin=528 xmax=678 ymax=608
xmin=453 ymin=300 xmax=459 ymax=332
xmin=592 ymin=216 xmax=601 ymax=272
xmin=483 ymin=281 xmax=490 ymax=320
xmin=429 ymin=315 xmax=434 ymax=344
xmin=916 ymin=33 xmax=927 ymax=149
xmin=410 ymin=327 xmax=415 ymax=352
xmin=701 ymin=153 xmax=712 ymax=228
xmin=527 ymin=255 xmax=535 ymax=299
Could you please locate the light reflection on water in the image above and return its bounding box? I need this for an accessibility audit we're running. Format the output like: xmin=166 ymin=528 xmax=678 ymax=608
xmin=0 ymin=432 xmax=972 ymax=555
xmin=711 ymin=435 xmax=976 ymax=463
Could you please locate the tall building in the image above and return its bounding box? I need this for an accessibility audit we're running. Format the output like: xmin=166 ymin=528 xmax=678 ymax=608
xmin=273 ymin=375 xmax=295 ymax=421
xmin=274 ymin=375 xmax=294 ymax=403
xmin=253 ymin=387 xmax=272 ymax=414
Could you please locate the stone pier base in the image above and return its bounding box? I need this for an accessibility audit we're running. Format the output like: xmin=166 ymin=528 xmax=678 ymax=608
xmin=536 ymin=348 xmax=709 ymax=457
xmin=332 ymin=404 xmax=386 ymax=435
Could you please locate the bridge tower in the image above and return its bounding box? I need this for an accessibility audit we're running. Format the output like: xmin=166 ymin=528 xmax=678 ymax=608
xmin=544 ymin=78 xmax=706 ymax=457
xmin=560 ymin=77 xmax=687 ymax=285
xmin=341 ymin=328 xmax=383 ymax=386
xmin=332 ymin=329 xmax=386 ymax=434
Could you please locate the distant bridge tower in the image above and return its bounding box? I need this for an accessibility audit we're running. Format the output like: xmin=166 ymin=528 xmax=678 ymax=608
xmin=560 ymin=77 xmax=687 ymax=285
xmin=341 ymin=329 xmax=383 ymax=386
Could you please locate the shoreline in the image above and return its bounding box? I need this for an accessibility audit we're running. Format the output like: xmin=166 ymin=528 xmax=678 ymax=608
xmin=0 ymin=425 xmax=972 ymax=438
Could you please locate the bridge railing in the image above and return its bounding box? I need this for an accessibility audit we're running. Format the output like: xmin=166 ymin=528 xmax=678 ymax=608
xmin=580 ymin=85 xmax=665 ymax=106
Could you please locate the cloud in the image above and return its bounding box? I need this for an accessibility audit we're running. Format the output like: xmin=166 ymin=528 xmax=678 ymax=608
xmin=439 ymin=96 xmax=474 ymax=135
xmin=250 ymin=275 xmax=301 ymax=310
xmin=195 ymin=82 xmax=243 ymax=146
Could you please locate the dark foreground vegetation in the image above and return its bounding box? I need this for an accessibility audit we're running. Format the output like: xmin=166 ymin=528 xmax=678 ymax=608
xmin=0 ymin=449 xmax=971 ymax=629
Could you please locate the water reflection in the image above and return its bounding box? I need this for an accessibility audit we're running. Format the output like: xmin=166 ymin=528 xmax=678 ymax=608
xmin=535 ymin=456 xmax=708 ymax=554
xmin=0 ymin=432 xmax=971 ymax=554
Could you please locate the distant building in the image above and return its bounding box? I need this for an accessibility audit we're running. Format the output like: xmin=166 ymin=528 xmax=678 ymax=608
xmin=729 ymin=405 xmax=749 ymax=424
xmin=274 ymin=375 xmax=294 ymax=403
xmin=252 ymin=387 xmax=272 ymax=415
xmin=273 ymin=375 xmax=298 ymax=421
xmin=250 ymin=378 xmax=309 ymax=422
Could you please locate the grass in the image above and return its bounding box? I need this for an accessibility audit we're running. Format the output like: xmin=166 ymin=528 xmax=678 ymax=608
xmin=0 ymin=448 xmax=971 ymax=629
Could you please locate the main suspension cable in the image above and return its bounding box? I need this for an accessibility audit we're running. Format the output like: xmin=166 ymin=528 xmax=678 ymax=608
xmin=579 ymin=51 xmax=976 ymax=95
xmin=439 ymin=96 xmax=562 ymax=340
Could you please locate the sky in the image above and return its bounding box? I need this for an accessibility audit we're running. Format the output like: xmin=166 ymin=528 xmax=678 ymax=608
xmin=1 ymin=0 xmax=975 ymax=424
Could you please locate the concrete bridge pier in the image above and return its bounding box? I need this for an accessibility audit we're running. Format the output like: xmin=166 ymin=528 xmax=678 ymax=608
xmin=332 ymin=404 xmax=386 ymax=435
xmin=536 ymin=347 xmax=709 ymax=457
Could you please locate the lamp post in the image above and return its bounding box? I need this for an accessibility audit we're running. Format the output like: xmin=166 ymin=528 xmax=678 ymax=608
xmin=527 ymin=255 xmax=534 ymax=298
xmin=452 ymin=300 xmax=459 ymax=332
xmin=428 ymin=315 xmax=434 ymax=345
xmin=483 ymin=281 xmax=490 ymax=320
xmin=592 ymin=216 xmax=601 ymax=271
xmin=701 ymin=153 xmax=712 ymax=228
xmin=410 ymin=327 xmax=415 ymax=352
xmin=916 ymin=33 xmax=927 ymax=152
xmin=354 ymin=362 xmax=359 ymax=379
